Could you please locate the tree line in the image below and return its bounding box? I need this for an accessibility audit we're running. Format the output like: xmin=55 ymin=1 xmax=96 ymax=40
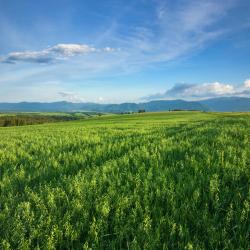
xmin=0 ymin=115 xmax=78 ymax=127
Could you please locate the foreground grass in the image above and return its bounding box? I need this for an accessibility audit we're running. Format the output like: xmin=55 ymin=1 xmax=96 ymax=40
xmin=0 ymin=112 xmax=249 ymax=249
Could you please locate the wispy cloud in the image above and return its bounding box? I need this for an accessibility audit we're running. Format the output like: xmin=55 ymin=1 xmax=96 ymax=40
xmin=144 ymin=79 xmax=250 ymax=100
xmin=107 ymin=0 xmax=236 ymax=68
xmin=2 ymin=51 xmax=54 ymax=64
xmin=58 ymin=91 xmax=85 ymax=103
xmin=0 ymin=44 xmax=116 ymax=64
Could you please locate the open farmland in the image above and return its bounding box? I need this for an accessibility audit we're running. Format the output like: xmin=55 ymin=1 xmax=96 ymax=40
xmin=0 ymin=111 xmax=249 ymax=249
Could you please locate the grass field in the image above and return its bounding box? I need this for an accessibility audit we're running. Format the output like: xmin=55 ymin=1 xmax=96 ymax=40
xmin=0 ymin=111 xmax=249 ymax=249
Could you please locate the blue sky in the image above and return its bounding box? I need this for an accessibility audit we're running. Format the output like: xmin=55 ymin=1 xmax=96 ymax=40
xmin=0 ymin=0 xmax=250 ymax=103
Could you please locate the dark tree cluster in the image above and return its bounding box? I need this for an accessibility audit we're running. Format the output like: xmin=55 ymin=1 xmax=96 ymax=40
xmin=0 ymin=115 xmax=78 ymax=127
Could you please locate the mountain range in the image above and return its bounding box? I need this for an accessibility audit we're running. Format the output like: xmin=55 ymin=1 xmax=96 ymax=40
xmin=0 ymin=97 xmax=249 ymax=113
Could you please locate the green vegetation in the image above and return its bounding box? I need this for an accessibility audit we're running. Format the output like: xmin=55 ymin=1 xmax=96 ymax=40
xmin=0 ymin=112 xmax=249 ymax=249
xmin=0 ymin=112 xmax=103 ymax=127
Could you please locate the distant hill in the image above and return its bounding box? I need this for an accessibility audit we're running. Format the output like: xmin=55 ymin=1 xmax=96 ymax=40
xmin=0 ymin=100 xmax=208 ymax=113
xmin=141 ymin=100 xmax=207 ymax=112
xmin=200 ymin=97 xmax=250 ymax=112
xmin=0 ymin=97 xmax=249 ymax=113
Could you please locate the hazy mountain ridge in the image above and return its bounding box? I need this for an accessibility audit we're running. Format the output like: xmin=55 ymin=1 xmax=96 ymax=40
xmin=0 ymin=97 xmax=249 ymax=112
xmin=200 ymin=97 xmax=250 ymax=112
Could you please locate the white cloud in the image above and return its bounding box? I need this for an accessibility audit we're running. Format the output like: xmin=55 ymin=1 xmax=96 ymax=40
xmin=58 ymin=91 xmax=85 ymax=103
xmin=3 ymin=51 xmax=52 ymax=63
xmin=48 ymin=44 xmax=96 ymax=57
xmin=0 ymin=43 xmax=115 ymax=64
xmin=144 ymin=79 xmax=250 ymax=101
xmin=185 ymin=82 xmax=234 ymax=97
xmin=103 ymin=47 xmax=117 ymax=52
xmin=244 ymin=78 xmax=250 ymax=88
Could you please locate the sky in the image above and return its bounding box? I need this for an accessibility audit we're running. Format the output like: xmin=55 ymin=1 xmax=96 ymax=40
xmin=0 ymin=0 xmax=250 ymax=103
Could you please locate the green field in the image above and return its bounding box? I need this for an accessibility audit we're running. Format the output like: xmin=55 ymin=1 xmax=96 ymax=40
xmin=0 ymin=112 xmax=249 ymax=249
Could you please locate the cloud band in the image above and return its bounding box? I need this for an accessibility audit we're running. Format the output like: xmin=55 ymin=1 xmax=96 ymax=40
xmin=1 ymin=44 xmax=115 ymax=64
